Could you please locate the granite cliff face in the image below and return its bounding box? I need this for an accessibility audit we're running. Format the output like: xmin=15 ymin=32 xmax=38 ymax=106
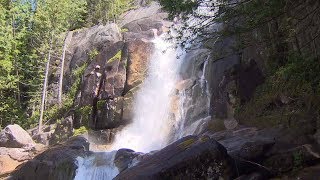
xmin=34 ymin=2 xmax=170 ymax=140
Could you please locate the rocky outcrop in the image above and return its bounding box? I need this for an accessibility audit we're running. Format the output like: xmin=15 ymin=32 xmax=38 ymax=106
xmin=114 ymin=148 xmax=142 ymax=173
xmin=0 ymin=124 xmax=35 ymax=148
xmin=29 ymin=117 xmax=73 ymax=146
xmin=174 ymin=31 xmax=265 ymax=137
xmin=77 ymin=24 xmax=124 ymax=107
xmin=0 ymin=145 xmax=45 ymax=176
xmin=66 ymin=23 xmax=126 ymax=131
xmin=124 ymin=40 xmax=154 ymax=93
xmin=119 ymin=1 xmax=168 ymax=27
xmin=115 ymin=135 xmax=235 ymax=180
xmin=9 ymin=136 xmax=89 ymax=180
xmin=0 ymin=125 xmax=45 ymax=177
xmin=202 ymin=126 xmax=320 ymax=178
xmin=51 ymin=2 xmax=172 ymax=133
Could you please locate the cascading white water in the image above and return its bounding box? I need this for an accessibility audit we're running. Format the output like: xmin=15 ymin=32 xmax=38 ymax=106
xmin=111 ymin=37 xmax=181 ymax=152
xmin=172 ymin=54 xmax=212 ymax=140
xmin=200 ymin=56 xmax=211 ymax=113
xmin=74 ymin=36 xmax=182 ymax=180
xmin=74 ymin=151 xmax=119 ymax=180
xmin=172 ymin=89 xmax=187 ymax=140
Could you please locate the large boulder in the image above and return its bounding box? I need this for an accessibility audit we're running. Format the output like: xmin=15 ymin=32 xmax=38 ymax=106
xmin=0 ymin=144 xmax=45 ymax=176
xmin=0 ymin=124 xmax=35 ymax=148
xmin=115 ymin=135 xmax=235 ymax=180
xmin=9 ymin=136 xmax=89 ymax=180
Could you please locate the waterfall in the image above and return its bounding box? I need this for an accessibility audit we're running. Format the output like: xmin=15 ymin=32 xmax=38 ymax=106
xmin=74 ymin=4 xmax=217 ymax=178
xmin=172 ymin=89 xmax=187 ymax=140
xmin=74 ymin=151 xmax=119 ymax=180
xmin=172 ymin=54 xmax=212 ymax=140
xmin=201 ymin=56 xmax=211 ymax=114
xmin=110 ymin=37 xmax=181 ymax=152
xmin=75 ymin=36 xmax=182 ymax=180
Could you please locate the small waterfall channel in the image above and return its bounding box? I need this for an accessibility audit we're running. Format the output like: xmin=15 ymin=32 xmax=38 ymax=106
xmin=74 ymin=36 xmax=184 ymax=180
xmin=172 ymin=54 xmax=212 ymax=141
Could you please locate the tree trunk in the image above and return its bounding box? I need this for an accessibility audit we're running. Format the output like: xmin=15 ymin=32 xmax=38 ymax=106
xmin=58 ymin=31 xmax=73 ymax=106
xmin=39 ymin=32 xmax=54 ymax=133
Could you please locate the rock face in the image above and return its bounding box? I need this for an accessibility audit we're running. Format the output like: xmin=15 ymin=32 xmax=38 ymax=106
xmin=124 ymin=39 xmax=154 ymax=93
xmin=51 ymin=2 xmax=171 ymax=133
xmin=0 ymin=125 xmax=45 ymax=176
xmin=119 ymin=1 xmax=167 ymax=27
xmin=203 ymin=126 xmax=320 ymax=178
xmin=33 ymin=2 xmax=172 ymax=145
xmin=115 ymin=135 xmax=235 ymax=180
xmin=29 ymin=117 xmax=73 ymax=146
xmin=67 ymin=24 xmax=126 ymax=130
xmin=0 ymin=144 xmax=45 ymax=176
xmin=114 ymin=148 xmax=142 ymax=173
xmin=9 ymin=136 xmax=89 ymax=180
xmin=0 ymin=124 xmax=35 ymax=148
xmin=173 ymin=32 xmax=265 ymax=137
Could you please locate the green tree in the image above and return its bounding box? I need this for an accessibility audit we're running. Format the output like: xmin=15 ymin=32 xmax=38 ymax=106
xmin=31 ymin=0 xmax=87 ymax=132
xmin=0 ymin=0 xmax=33 ymax=128
xmin=86 ymin=0 xmax=134 ymax=25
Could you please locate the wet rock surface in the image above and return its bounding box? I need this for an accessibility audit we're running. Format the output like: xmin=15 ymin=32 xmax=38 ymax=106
xmin=115 ymin=135 xmax=235 ymax=180
xmin=114 ymin=148 xmax=142 ymax=173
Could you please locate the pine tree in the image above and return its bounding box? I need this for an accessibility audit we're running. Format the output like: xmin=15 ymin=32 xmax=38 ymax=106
xmin=0 ymin=0 xmax=33 ymax=128
xmin=31 ymin=0 xmax=87 ymax=132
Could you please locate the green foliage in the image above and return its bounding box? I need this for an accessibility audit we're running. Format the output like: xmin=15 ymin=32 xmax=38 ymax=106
xmin=0 ymin=0 xmax=32 ymax=128
xmin=75 ymin=105 xmax=91 ymax=126
xmin=30 ymin=62 xmax=87 ymax=126
xmin=88 ymin=49 xmax=99 ymax=60
xmin=86 ymin=0 xmax=135 ymax=26
xmin=159 ymin=0 xmax=320 ymax=131
xmin=69 ymin=63 xmax=87 ymax=99
xmin=97 ymin=100 xmax=107 ymax=109
xmin=109 ymin=50 xmax=122 ymax=63
xmin=0 ymin=0 xmax=136 ymax=129
xmin=159 ymin=0 xmax=198 ymax=20
xmin=120 ymin=27 xmax=129 ymax=33
xmin=235 ymin=53 xmax=320 ymax=129
xmin=73 ymin=126 xmax=88 ymax=136
xmin=178 ymin=138 xmax=196 ymax=149
xmin=159 ymin=0 xmax=298 ymax=52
